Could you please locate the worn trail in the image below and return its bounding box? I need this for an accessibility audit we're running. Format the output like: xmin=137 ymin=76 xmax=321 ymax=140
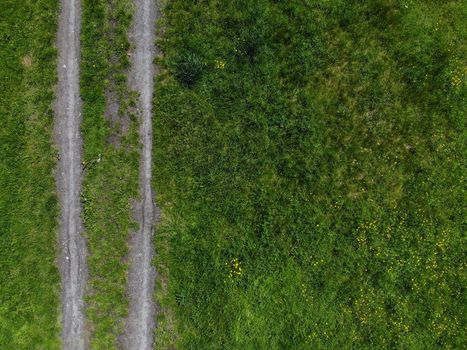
xmin=55 ymin=0 xmax=87 ymax=349
xmin=121 ymin=0 xmax=158 ymax=349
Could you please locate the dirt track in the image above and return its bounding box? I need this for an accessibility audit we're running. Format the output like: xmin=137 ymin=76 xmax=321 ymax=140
xmin=55 ymin=0 xmax=87 ymax=349
xmin=121 ymin=0 xmax=158 ymax=348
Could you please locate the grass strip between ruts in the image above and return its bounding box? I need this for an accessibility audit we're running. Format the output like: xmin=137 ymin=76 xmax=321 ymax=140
xmin=81 ymin=0 xmax=140 ymax=348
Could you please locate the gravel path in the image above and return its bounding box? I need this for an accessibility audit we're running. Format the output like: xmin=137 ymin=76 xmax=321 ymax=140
xmin=121 ymin=0 xmax=158 ymax=348
xmin=54 ymin=0 xmax=87 ymax=349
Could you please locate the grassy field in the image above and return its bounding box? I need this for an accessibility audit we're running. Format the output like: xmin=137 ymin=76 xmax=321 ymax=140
xmin=0 ymin=1 xmax=60 ymax=348
xmin=0 ymin=1 xmax=465 ymax=349
xmin=80 ymin=0 xmax=140 ymax=348
xmin=153 ymin=1 xmax=466 ymax=349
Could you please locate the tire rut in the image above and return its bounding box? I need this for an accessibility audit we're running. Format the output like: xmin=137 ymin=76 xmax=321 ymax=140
xmin=120 ymin=0 xmax=159 ymax=349
xmin=54 ymin=0 xmax=87 ymax=349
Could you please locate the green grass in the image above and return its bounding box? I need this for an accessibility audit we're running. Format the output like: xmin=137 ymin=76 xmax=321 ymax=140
xmin=0 ymin=1 xmax=60 ymax=348
xmin=80 ymin=0 xmax=139 ymax=348
xmin=153 ymin=1 xmax=466 ymax=349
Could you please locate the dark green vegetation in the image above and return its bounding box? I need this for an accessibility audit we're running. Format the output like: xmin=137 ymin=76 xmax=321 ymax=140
xmin=0 ymin=1 xmax=60 ymax=348
xmin=81 ymin=0 xmax=139 ymax=348
xmin=154 ymin=0 xmax=466 ymax=349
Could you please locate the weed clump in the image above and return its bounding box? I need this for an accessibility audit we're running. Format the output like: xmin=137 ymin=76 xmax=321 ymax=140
xmin=170 ymin=52 xmax=205 ymax=87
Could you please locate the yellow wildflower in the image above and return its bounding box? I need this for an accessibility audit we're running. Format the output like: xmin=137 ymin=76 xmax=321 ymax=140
xmin=215 ymin=59 xmax=226 ymax=70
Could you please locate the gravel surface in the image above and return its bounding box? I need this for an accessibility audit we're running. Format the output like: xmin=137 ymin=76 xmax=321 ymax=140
xmin=54 ymin=0 xmax=87 ymax=349
xmin=120 ymin=0 xmax=159 ymax=348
